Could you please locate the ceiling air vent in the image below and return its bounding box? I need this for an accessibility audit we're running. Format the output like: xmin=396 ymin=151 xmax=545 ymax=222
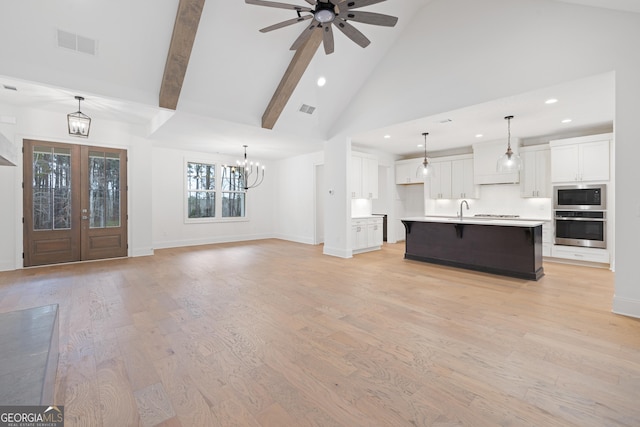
xmin=56 ymin=29 xmax=97 ymax=56
xmin=299 ymin=104 xmax=316 ymax=115
xmin=3 ymin=85 xmax=17 ymax=91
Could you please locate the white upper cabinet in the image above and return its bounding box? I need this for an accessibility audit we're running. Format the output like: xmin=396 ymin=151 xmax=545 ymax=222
xmin=429 ymin=161 xmax=452 ymax=199
xmin=395 ymin=158 xmax=424 ymax=184
xmin=550 ymin=134 xmax=611 ymax=183
xmin=451 ymin=157 xmax=476 ymax=199
xmin=362 ymin=156 xmax=378 ymax=199
xmin=520 ymin=145 xmax=550 ymax=198
xmin=352 ymin=153 xmax=378 ymax=199
xmin=429 ymin=154 xmax=476 ymax=199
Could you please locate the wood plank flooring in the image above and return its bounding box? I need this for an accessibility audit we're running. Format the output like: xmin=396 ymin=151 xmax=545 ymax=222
xmin=0 ymin=239 xmax=639 ymax=426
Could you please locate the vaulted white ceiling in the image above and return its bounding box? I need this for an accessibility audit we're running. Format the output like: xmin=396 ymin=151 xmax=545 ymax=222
xmin=0 ymin=0 xmax=633 ymax=160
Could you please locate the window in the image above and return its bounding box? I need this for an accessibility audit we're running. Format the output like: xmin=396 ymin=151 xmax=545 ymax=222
xmin=187 ymin=162 xmax=216 ymax=219
xmin=221 ymin=165 xmax=245 ymax=218
xmin=185 ymin=160 xmax=247 ymax=222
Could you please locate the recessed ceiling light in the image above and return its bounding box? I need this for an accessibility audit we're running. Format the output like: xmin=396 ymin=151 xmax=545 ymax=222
xmin=383 ymin=134 xmax=391 ymax=139
xmin=561 ymin=118 xmax=572 ymax=123
xmin=317 ymin=76 xmax=326 ymax=87
xmin=545 ymin=98 xmax=558 ymax=104
xmin=475 ymin=134 xmax=483 ymax=138
xmin=417 ymin=144 xmax=423 ymax=148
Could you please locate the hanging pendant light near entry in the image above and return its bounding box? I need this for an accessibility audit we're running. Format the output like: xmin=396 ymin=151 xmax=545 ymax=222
xmin=496 ymin=115 xmax=521 ymax=172
xmin=67 ymin=96 xmax=91 ymax=137
xmin=416 ymin=132 xmax=435 ymax=178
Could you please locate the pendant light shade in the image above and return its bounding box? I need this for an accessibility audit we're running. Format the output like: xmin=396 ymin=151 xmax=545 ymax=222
xmin=67 ymin=96 xmax=91 ymax=137
xmin=496 ymin=115 xmax=521 ymax=172
xmin=416 ymin=132 xmax=435 ymax=178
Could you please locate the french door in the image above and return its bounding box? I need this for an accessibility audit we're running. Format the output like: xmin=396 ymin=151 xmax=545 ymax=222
xmin=23 ymin=140 xmax=128 ymax=267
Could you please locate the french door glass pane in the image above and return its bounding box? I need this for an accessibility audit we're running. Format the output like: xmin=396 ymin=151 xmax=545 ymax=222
xmin=32 ymin=146 xmax=72 ymax=230
xmin=89 ymin=151 xmax=120 ymax=228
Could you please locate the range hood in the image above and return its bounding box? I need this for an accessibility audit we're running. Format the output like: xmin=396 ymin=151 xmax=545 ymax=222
xmin=0 ymin=132 xmax=17 ymax=166
xmin=472 ymin=139 xmax=520 ymax=184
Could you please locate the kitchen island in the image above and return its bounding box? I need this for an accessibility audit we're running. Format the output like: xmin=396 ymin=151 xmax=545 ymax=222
xmin=402 ymin=216 xmax=544 ymax=280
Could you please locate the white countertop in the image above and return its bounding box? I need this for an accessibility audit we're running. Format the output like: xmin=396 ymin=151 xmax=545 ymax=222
xmin=402 ymin=216 xmax=545 ymax=227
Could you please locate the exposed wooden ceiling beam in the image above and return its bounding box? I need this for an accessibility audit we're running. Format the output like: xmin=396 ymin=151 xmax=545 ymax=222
xmin=262 ymin=29 xmax=323 ymax=130
xmin=159 ymin=0 xmax=205 ymax=110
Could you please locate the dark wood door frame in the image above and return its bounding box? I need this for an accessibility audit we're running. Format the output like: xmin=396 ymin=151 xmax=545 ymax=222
xmin=23 ymin=139 xmax=128 ymax=267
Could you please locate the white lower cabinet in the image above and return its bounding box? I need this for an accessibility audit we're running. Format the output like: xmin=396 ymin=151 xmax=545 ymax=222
xmin=551 ymin=245 xmax=610 ymax=264
xmin=352 ymin=217 xmax=383 ymax=253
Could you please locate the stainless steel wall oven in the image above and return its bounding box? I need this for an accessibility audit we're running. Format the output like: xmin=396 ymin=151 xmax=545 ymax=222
xmin=554 ymin=210 xmax=606 ymax=248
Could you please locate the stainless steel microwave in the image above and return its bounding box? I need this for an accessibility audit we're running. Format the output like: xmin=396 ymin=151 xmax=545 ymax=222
xmin=554 ymin=184 xmax=606 ymax=210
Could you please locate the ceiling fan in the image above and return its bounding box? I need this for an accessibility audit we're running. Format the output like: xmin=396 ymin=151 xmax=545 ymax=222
xmin=245 ymin=0 xmax=398 ymax=54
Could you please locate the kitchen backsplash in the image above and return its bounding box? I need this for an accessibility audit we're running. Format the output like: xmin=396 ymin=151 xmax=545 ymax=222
xmin=352 ymin=198 xmax=373 ymax=217
xmin=424 ymin=184 xmax=552 ymax=219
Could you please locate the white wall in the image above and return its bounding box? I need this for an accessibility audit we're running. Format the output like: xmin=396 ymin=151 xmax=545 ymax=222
xmin=151 ymin=147 xmax=275 ymax=249
xmin=323 ymin=136 xmax=351 ymax=258
xmin=0 ymin=103 xmax=154 ymax=270
xmin=328 ymin=0 xmax=640 ymax=317
xmin=273 ymin=150 xmax=323 ymax=244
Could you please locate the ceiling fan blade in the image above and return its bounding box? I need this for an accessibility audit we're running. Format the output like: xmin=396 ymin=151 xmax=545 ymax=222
xmin=340 ymin=10 xmax=397 ymax=27
xmin=290 ymin=22 xmax=321 ymax=50
xmin=260 ymin=15 xmax=312 ymax=33
xmin=302 ymin=0 xmax=316 ymax=4
xmin=322 ymin=24 xmax=335 ymax=54
xmin=245 ymin=0 xmax=312 ymax=12
xmin=339 ymin=0 xmax=386 ymax=11
xmin=333 ymin=18 xmax=370 ymax=48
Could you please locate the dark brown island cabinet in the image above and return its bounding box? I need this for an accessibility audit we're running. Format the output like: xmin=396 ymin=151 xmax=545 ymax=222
xmin=401 ymin=217 xmax=544 ymax=280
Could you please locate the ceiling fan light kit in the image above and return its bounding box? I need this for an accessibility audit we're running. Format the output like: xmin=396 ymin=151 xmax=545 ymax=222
xmin=246 ymin=0 xmax=398 ymax=54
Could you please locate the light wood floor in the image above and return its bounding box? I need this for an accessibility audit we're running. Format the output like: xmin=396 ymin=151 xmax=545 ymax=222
xmin=1 ymin=239 xmax=639 ymax=426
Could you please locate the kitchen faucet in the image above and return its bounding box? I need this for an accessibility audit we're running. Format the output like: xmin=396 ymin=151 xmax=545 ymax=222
xmin=458 ymin=200 xmax=469 ymax=220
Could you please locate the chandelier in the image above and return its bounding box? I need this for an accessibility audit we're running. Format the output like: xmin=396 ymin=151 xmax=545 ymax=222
xmin=236 ymin=145 xmax=265 ymax=190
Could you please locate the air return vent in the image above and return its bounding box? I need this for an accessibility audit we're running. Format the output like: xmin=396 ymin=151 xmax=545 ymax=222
xmin=56 ymin=29 xmax=97 ymax=56
xmin=299 ymin=104 xmax=316 ymax=115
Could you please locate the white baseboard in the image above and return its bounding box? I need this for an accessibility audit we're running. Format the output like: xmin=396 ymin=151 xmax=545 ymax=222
xmin=271 ymin=233 xmax=315 ymax=245
xmin=152 ymin=233 xmax=275 ymax=250
xmin=0 ymin=260 xmax=16 ymax=272
xmin=612 ymin=295 xmax=640 ymax=319
xmin=323 ymin=245 xmax=351 ymax=258
xmin=131 ymin=247 xmax=154 ymax=257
